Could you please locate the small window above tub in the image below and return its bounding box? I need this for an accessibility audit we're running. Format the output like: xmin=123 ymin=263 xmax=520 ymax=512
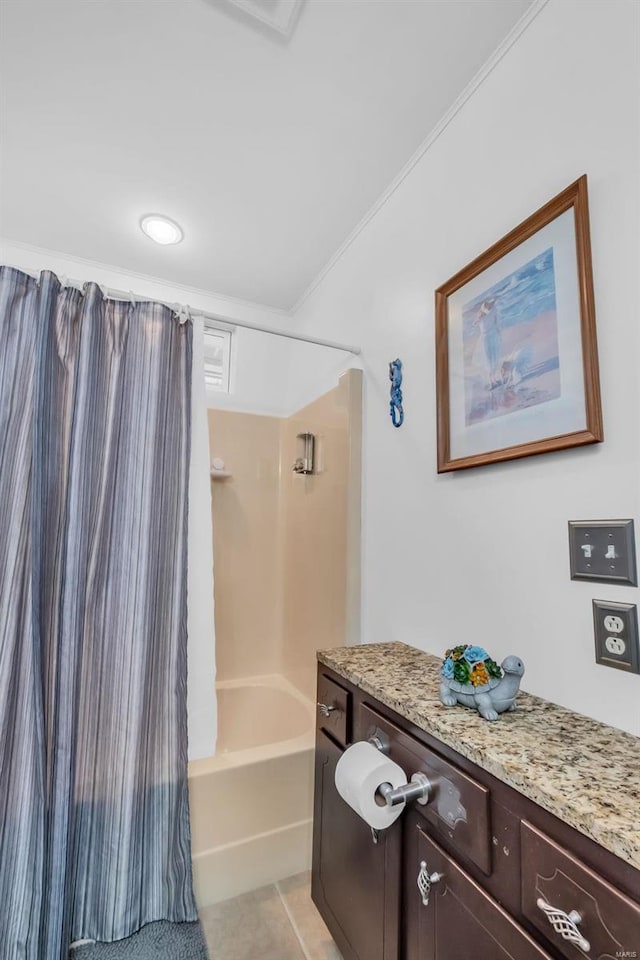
xmin=203 ymin=322 xmax=232 ymax=393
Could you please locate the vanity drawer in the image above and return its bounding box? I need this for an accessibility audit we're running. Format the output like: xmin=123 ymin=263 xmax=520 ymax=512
xmin=317 ymin=672 xmax=351 ymax=747
xmin=521 ymin=820 xmax=640 ymax=960
xmin=359 ymin=703 xmax=492 ymax=874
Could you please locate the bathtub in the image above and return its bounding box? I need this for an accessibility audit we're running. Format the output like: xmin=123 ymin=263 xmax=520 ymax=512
xmin=188 ymin=675 xmax=315 ymax=906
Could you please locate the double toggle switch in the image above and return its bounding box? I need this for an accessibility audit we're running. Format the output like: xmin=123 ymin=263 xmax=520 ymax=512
xmin=580 ymin=542 xmax=619 ymax=561
xmin=568 ymin=519 xmax=637 ymax=585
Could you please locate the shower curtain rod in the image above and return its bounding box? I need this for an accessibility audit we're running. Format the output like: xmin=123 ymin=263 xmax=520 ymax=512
xmin=198 ymin=307 xmax=362 ymax=355
xmin=16 ymin=265 xmax=362 ymax=356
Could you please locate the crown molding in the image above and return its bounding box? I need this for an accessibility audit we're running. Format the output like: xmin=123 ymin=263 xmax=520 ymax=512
xmin=226 ymin=0 xmax=303 ymax=38
xmin=291 ymin=0 xmax=550 ymax=314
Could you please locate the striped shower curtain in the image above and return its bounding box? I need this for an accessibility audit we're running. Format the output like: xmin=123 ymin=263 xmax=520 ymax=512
xmin=0 ymin=267 xmax=197 ymax=959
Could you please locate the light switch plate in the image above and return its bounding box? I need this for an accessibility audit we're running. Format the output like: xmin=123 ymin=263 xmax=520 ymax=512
xmin=568 ymin=520 xmax=637 ymax=585
xmin=593 ymin=599 xmax=639 ymax=673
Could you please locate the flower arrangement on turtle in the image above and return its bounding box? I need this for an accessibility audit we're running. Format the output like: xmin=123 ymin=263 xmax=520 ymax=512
xmin=439 ymin=644 xmax=525 ymax=722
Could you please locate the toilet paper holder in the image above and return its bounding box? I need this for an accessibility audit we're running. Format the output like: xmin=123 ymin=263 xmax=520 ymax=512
xmin=368 ymin=731 xmax=432 ymax=807
xmin=378 ymin=773 xmax=431 ymax=807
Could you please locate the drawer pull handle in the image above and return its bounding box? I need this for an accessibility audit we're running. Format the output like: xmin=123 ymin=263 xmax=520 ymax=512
xmin=417 ymin=860 xmax=443 ymax=907
xmin=317 ymin=702 xmax=337 ymax=717
xmin=536 ymin=897 xmax=591 ymax=953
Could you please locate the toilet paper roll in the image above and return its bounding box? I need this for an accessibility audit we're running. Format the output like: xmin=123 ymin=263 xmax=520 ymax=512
xmin=335 ymin=740 xmax=408 ymax=830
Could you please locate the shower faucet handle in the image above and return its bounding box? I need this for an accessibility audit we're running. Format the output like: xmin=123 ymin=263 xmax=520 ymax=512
xmin=317 ymin=702 xmax=337 ymax=717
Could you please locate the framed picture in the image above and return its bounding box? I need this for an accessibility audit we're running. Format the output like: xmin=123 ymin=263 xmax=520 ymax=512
xmin=435 ymin=175 xmax=603 ymax=472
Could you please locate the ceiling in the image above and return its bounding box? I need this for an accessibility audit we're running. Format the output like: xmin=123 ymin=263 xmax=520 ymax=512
xmin=0 ymin=0 xmax=532 ymax=310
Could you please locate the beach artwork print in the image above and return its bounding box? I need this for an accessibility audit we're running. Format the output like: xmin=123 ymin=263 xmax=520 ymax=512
xmin=436 ymin=178 xmax=602 ymax=472
xmin=461 ymin=247 xmax=560 ymax=427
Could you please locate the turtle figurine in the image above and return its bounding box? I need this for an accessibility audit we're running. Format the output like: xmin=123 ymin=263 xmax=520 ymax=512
xmin=439 ymin=644 xmax=525 ymax=721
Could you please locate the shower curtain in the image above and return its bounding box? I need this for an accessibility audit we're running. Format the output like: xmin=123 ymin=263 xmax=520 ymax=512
xmin=0 ymin=267 xmax=205 ymax=960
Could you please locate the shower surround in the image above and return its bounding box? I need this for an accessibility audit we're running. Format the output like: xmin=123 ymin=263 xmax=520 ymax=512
xmin=189 ymin=369 xmax=362 ymax=906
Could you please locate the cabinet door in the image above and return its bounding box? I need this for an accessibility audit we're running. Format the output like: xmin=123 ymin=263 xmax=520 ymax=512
xmin=405 ymin=820 xmax=554 ymax=960
xmin=311 ymin=731 xmax=401 ymax=960
xmin=521 ymin=820 xmax=640 ymax=960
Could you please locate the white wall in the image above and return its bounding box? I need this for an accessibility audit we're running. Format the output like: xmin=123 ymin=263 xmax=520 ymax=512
xmin=292 ymin=0 xmax=640 ymax=735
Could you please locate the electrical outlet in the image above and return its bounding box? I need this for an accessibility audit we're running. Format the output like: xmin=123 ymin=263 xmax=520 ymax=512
xmin=605 ymin=636 xmax=626 ymax=656
xmin=593 ymin=600 xmax=640 ymax=673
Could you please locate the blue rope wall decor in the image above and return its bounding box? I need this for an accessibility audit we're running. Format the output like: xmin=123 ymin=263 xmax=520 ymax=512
xmin=389 ymin=358 xmax=404 ymax=427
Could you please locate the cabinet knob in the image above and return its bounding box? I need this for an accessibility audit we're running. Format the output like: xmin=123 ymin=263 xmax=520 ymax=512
xmin=417 ymin=860 xmax=443 ymax=907
xmin=536 ymin=897 xmax=590 ymax=953
xmin=317 ymin=702 xmax=336 ymax=717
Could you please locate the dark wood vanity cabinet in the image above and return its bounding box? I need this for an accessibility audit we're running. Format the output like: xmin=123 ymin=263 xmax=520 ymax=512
xmin=312 ymin=665 xmax=640 ymax=960
xmin=311 ymin=729 xmax=401 ymax=960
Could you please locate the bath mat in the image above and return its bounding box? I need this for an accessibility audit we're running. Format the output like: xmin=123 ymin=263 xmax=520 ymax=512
xmin=69 ymin=921 xmax=209 ymax=960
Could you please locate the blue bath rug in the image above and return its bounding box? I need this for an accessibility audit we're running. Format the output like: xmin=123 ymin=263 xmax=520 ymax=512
xmin=69 ymin=921 xmax=209 ymax=959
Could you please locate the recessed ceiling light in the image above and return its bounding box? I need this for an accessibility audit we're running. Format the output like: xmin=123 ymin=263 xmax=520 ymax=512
xmin=140 ymin=214 xmax=183 ymax=245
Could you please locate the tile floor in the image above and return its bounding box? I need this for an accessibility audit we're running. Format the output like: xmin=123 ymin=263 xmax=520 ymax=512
xmin=200 ymin=871 xmax=343 ymax=960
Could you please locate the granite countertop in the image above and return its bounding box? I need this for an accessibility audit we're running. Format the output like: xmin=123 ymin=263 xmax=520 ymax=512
xmin=318 ymin=641 xmax=640 ymax=871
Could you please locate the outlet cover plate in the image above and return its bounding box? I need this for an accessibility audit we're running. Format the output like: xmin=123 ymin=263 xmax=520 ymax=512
xmin=568 ymin=519 xmax=637 ymax=586
xmin=593 ymin=599 xmax=640 ymax=673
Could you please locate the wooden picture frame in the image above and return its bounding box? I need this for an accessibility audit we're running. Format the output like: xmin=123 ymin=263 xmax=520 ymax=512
xmin=435 ymin=175 xmax=602 ymax=472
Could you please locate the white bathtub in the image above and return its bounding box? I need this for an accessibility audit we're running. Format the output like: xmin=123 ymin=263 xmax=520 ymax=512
xmin=214 ymin=677 xmax=314 ymax=758
xmin=188 ymin=675 xmax=315 ymax=906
